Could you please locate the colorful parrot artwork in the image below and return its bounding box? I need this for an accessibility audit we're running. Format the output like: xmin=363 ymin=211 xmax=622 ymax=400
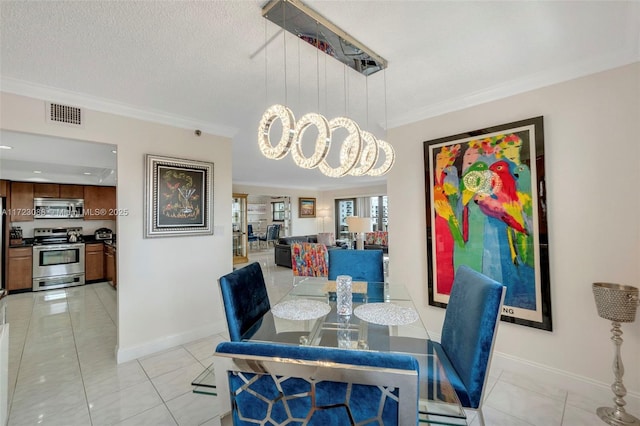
xmin=431 ymin=132 xmax=537 ymax=310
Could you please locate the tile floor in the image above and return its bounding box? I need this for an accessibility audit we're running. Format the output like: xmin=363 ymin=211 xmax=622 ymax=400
xmin=3 ymin=246 xmax=637 ymax=425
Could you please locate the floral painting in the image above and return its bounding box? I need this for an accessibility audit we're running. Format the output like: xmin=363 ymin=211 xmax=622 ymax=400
xmin=145 ymin=154 xmax=214 ymax=237
xmin=423 ymin=117 xmax=552 ymax=330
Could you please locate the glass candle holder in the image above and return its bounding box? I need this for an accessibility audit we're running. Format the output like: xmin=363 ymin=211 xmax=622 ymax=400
xmin=336 ymin=275 xmax=353 ymax=316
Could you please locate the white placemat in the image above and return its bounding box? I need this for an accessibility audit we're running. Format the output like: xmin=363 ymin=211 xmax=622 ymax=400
xmin=272 ymin=299 xmax=331 ymax=321
xmin=354 ymin=303 xmax=419 ymax=326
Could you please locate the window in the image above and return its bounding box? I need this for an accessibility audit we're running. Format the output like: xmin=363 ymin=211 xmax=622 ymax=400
xmin=272 ymin=201 xmax=285 ymax=221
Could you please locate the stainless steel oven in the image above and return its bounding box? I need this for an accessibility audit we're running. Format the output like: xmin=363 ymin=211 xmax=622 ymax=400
xmin=32 ymin=227 xmax=85 ymax=291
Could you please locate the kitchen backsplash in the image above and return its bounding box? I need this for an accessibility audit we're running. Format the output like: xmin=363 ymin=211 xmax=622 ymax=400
xmin=11 ymin=219 xmax=116 ymax=238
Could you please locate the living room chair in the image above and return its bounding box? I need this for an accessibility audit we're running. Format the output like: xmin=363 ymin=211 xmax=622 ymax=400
xmin=215 ymin=341 xmax=420 ymax=425
xmin=291 ymin=242 xmax=329 ymax=285
xmin=218 ymin=262 xmax=271 ymax=341
xmin=328 ymin=249 xmax=385 ymax=302
xmin=427 ymin=265 xmax=506 ymax=426
xmin=259 ymin=223 xmax=280 ymax=248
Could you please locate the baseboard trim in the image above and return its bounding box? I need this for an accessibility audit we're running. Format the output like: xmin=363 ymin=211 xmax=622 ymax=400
xmin=116 ymin=322 xmax=227 ymax=363
xmin=491 ymin=351 xmax=640 ymax=402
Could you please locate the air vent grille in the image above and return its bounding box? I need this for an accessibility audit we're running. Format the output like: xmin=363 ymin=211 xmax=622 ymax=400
xmin=48 ymin=103 xmax=82 ymax=126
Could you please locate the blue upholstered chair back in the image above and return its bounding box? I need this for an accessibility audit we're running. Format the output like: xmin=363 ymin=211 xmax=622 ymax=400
xmin=218 ymin=262 xmax=270 ymax=341
xmin=328 ymin=249 xmax=385 ymax=301
xmin=216 ymin=341 xmax=420 ymax=425
xmin=440 ymin=265 xmax=505 ymax=408
xmin=247 ymin=224 xmax=258 ymax=243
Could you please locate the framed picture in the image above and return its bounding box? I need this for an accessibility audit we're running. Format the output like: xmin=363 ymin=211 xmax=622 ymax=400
xmin=423 ymin=116 xmax=552 ymax=331
xmin=299 ymin=197 xmax=316 ymax=218
xmin=144 ymin=154 xmax=214 ymax=238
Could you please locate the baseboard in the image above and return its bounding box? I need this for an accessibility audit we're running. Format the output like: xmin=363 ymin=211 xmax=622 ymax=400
xmin=490 ymin=351 xmax=640 ymax=403
xmin=116 ymin=322 xmax=227 ymax=363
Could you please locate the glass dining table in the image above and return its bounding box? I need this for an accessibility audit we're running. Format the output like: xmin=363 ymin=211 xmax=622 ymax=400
xmin=193 ymin=278 xmax=468 ymax=425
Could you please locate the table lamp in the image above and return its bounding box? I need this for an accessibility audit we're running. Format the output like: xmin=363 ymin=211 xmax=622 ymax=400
xmin=345 ymin=216 xmax=371 ymax=250
xmin=592 ymin=282 xmax=640 ymax=426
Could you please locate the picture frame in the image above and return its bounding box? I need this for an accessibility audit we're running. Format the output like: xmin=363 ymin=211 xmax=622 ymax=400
xmin=423 ymin=116 xmax=552 ymax=331
xmin=144 ymin=154 xmax=214 ymax=238
xmin=299 ymin=197 xmax=316 ymax=218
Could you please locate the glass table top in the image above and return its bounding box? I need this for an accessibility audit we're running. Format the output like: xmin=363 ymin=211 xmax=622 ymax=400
xmin=193 ymin=278 xmax=467 ymax=425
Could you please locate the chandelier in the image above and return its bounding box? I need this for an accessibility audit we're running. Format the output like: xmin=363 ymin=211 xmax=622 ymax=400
xmin=257 ymin=0 xmax=395 ymax=177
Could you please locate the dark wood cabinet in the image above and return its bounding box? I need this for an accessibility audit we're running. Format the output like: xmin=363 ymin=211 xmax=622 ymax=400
xmin=33 ymin=183 xmax=60 ymax=198
xmin=85 ymin=185 xmax=116 ymax=220
xmin=59 ymin=184 xmax=84 ymax=199
xmin=7 ymin=247 xmax=32 ymax=291
xmin=9 ymin=182 xmax=34 ymax=222
xmin=104 ymin=244 xmax=116 ymax=289
xmin=0 ymin=179 xmax=7 ymax=197
xmin=85 ymin=243 xmax=105 ymax=281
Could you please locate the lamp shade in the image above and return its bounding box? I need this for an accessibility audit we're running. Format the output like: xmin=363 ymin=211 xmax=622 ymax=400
xmin=592 ymin=282 xmax=639 ymax=323
xmin=345 ymin=217 xmax=371 ymax=234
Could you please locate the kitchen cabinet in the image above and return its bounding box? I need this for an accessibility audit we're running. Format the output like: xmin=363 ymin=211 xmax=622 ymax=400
xmin=33 ymin=183 xmax=60 ymax=198
xmin=0 ymin=180 xmax=7 ymax=197
xmin=7 ymin=247 xmax=32 ymax=292
xmin=104 ymin=244 xmax=116 ymax=289
xmin=9 ymin=182 xmax=34 ymax=222
xmin=33 ymin=183 xmax=84 ymax=199
xmin=85 ymin=243 xmax=105 ymax=282
xmin=84 ymin=185 xmax=116 ymax=220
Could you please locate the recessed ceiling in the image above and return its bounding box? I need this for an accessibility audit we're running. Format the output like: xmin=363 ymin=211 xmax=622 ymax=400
xmin=0 ymin=130 xmax=117 ymax=186
xmin=1 ymin=1 xmax=638 ymax=190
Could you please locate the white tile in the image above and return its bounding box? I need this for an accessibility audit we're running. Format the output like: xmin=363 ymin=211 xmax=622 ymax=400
xmin=83 ymin=360 xmax=149 ymax=403
xmin=499 ymin=370 xmax=568 ymax=401
xmin=9 ymin=381 xmax=88 ymax=424
xmin=485 ymin=380 xmax=564 ymax=426
xmin=468 ymin=405 xmax=535 ymax=426
xmin=151 ymin=361 xmax=208 ymax=402
xmin=138 ymin=347 xmax=198 ymax=379
xmin=88 ymin=380 xmax=163 ymax=425
xmin=114 ymin=404 xmax=178 ymax=426
xmin=8 ymin=401 xmax=91 ymax=426
xmin=165 ymin=391 xmax=222 ymax=426
xmin=183 ymin=335 xmax=225 ymax=362
xmin=562 ymin=405 xmax=607 ymax=426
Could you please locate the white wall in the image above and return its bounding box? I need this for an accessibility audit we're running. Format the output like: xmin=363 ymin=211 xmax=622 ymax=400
xmin=387 ymin=63 xmax=640 ymax=395
xmin=1 ymin=92 xmax=233 ymax=362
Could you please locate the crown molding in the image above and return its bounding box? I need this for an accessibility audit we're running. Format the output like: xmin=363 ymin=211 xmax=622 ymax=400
xmin=0 ymin=77 xmax=238 ymax=138
xmin=386 ymin=51 xmax=640 ymax=129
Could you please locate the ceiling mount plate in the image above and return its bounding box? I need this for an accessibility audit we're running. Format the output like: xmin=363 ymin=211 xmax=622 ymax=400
xmin=262 ymin=0 xmax=387 ymax=76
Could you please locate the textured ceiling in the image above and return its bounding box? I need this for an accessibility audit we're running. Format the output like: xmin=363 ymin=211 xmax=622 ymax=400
xmin=1 ymin=1 xmax=638 ymax=190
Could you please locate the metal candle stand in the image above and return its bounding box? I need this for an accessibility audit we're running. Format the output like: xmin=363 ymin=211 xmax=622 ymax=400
xmin=592 ymin=282 xmax=640 ymax=426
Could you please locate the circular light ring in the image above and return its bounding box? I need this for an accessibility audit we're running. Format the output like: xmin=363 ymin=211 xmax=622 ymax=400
xmin=367 ymin=139 xmax=395 ymax=176
xmin=348 ymin=131 xmax=379 ymax=176
xmin=257 ymin=104 xmax=295 ymax=160
xmin=290 ymin=113 xmax=331 ymax=169
xmin=319 ymin=117 xmax=363 ymax=178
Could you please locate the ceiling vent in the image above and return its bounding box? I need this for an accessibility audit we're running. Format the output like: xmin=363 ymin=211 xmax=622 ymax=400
xmin=46 ymin=102 xmax=83 ymax=126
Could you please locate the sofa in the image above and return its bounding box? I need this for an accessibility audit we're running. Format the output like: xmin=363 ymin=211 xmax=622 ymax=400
xmin=275 ymin=234 xmax=345 ymax=268
xmin=364 ymin=231 xmax=389 ymax=254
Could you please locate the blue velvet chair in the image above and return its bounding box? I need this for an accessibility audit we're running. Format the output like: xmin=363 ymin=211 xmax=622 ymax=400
xmin=218 ymin=262 xmax=271 ymax=341
xmin=258 ymin=223 xmax=280 ymax=248
xmin=427 ymin=265 xmax=506 ymax=426
xmin=215 ymin=341 xmax=420 ymax=425
xmin=328 ymin=249 xmax=385 ymax=302
xmin=247 ymin=224 xmax=258 ymax=249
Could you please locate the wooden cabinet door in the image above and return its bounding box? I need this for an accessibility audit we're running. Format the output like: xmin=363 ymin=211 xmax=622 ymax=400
xmin=104 ymin=245 xmax=116 ymax=288
xmin=59 ymin=184 xmax=84 ymax=199
xmin=0 ymin=180 xmax=7 ymax=197
xmin=7 ymin=247 xmax=33 ymax=291
xmin=33 ymin=183 xmax=60 ymax=198
xmin=85 ymin=243 xmax=105 ymax=281
xmin=9 ymin=182 xmax=34 ymax=221
xmin=85 ymin=185 xmax=116 ymax=220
